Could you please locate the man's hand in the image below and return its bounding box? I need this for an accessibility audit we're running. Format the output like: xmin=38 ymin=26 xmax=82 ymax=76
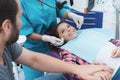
xmin=74 ymin=64 xmax=113 ymax=80
xmin=42 ymin=35 xmax=64 ymax=46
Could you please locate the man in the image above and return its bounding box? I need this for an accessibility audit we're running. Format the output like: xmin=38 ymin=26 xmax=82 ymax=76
xmin=0 ymin=0 xmax=113 ymax=80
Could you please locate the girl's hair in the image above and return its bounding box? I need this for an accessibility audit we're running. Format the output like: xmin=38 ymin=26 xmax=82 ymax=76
xmin=48 ymin=22 xmax=66 ymax=50
xmin=49 ymin=22 xmax=64 ymax=38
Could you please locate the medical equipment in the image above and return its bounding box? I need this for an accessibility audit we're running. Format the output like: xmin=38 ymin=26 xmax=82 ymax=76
xmin=81 ymin=0 xmax=89 ymax=14
xmin=112 ymin=0 xmax=120 ymax=11
xmin=112 ymin=0 xmax=120 ymax=40
xmin=70 ymin=0 xmax=73 ymax=6
xmin=69 ymin=0 xmax=94 ymax=13
xmin=38 ymin=0 xmax=67 ymax=12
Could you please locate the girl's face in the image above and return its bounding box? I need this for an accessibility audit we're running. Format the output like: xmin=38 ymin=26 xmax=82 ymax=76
xmin=57 ymin=23 xmax=77 ymax=41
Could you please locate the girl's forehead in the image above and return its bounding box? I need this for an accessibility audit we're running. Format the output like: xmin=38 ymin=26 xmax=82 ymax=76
xmin=58 ymin=23 xmax=68 ymax=28
xmin=57 ymin=23 xmax=65 ymax=31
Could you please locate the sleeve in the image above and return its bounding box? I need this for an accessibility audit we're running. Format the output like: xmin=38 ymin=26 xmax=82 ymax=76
xmin=57 ymin=2 xmax=70 ymax=17
xmin=109 ymin=39 xmax=120 ymax=47
xmin=20 ymin=15 xmax=33 ymax=36
xmin=60 ymin=49 xmax=80 ymax=78
xmin=19 ymin=0 xmax=34 ymax=36
xmin=60 ymin=49 xmax=77 ymax=64
xmin=9 ymin=43 xmax=23 ymax=61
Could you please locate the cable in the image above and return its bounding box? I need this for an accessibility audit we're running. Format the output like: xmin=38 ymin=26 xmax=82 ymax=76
xmin=38 ymin=0 xmax=67 ymax=12
xmin=38 ymin=0 xmax=56 ymax=9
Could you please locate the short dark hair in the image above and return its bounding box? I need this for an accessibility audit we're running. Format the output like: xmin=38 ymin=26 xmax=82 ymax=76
xmin=0 ymin=0 xmax=18 ymax=26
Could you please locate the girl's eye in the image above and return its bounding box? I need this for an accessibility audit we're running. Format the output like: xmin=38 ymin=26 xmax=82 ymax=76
xmin=61 ymin=30 xmax=64 ymax=33
xmin=67 ymin=25 xmax=70 ymax=28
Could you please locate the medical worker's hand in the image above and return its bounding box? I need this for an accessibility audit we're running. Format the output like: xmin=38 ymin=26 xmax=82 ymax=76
xmin=42 ymin=35 xmax=64 ymax=46
xmin=111 ymin=46 xmax=120 ymax=58
xmin=68 ymin=12 xmax=84 ymax=29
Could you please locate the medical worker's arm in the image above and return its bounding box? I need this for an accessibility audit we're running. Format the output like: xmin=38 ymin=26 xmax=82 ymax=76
xmin=15 ymin=48 xmax=113 ymax=80
xmin=62 ymin=12 xmax=84 ymax=29
xmin=58 ymin=3 xmax=84 ymax=29
xmin=27 ymin=33 xmax=64 ymax=46
xmin=111 ymin=46 xmax=120 ymax=58
xmin=20 ymin=8 xmax=63 ymax=46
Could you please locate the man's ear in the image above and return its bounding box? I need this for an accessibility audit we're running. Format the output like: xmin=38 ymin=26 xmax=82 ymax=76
xmin=1 ymin=19 xmax=11 ymax=33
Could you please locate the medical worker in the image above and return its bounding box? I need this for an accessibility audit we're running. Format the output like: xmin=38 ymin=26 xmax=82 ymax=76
xmin=20 ymin=0 xmax=84 ymax=80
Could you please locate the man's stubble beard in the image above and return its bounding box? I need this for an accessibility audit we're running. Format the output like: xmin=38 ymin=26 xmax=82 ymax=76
xmin=6 ymin=24 xmax=19 ymax=46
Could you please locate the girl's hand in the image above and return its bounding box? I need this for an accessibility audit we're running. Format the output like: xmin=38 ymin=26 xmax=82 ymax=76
xmin=93 ymin=71 xmax=112 ymax=80
xmin=74 ymin=64 xmax=113 ymax=80
xmin=111 ymin=46 xmax=120 ymax=58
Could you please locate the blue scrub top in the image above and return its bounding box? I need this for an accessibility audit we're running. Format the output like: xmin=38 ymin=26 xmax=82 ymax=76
xmin=20 ymin=0 xmax=70 ymax=54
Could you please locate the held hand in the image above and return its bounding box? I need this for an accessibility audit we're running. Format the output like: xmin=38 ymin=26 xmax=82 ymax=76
xmin=111 ymin=46 xmax=120 ymax=58
xmin=91 ymin=62 xmax=106 ymax=65
xmin=93 ymin=71 xmax=112 ymax=80
xmin=68 ymin=12 xmax=84 ymax=29
xmin=42 ymin=35 xmax=64 ymax=46
xmin=74 ymin=65 xmax=113 ymax=80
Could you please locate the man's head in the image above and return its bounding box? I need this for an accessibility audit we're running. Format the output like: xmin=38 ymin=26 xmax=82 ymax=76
xmin=0 ymin=0 xmax=22 ymax=45
xmin=50 ymin=22 xmax=77 ymax=42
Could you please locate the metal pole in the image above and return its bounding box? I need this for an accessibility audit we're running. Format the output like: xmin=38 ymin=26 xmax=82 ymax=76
xmin=115 ymin=9 xmax=119 ymax=40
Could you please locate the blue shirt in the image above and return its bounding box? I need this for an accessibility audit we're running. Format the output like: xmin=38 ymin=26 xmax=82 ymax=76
xmin=20 ymin=0 xmax=70 ymax=53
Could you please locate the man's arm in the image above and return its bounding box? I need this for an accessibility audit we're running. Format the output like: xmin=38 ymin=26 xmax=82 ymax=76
xmin=15 ymin=48 xmax=76 ymax=73
xmin=15 ymin=48 xmax=113 ymax=80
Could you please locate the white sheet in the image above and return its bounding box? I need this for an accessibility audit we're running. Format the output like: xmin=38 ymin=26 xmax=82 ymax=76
xmin=96 ymin=42 xmax=120 ymax=77
xmin=96 ymin=42 xmax=120 ymax=68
